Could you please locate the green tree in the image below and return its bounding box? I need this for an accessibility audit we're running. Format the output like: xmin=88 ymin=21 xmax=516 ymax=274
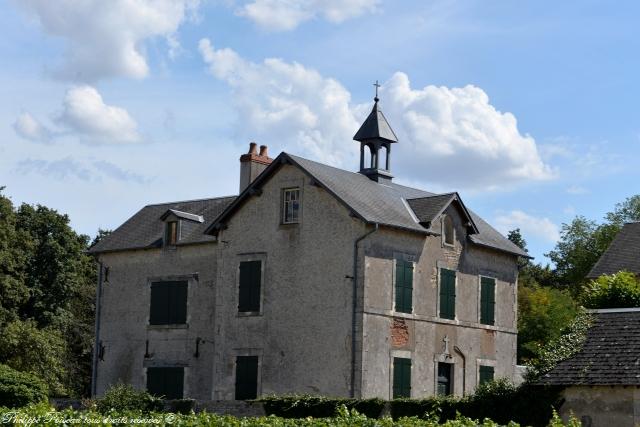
xmin=0 ymin=319 xmax=68 ymax=395
xmin=580 ymin=271 xmax=640 ymax=309
xmin=517 ymin=285 xmax=579 ymax=363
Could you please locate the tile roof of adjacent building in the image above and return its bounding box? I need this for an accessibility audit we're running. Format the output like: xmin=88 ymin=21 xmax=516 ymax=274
xmin=88 ymin=196 xmax=235 ymax=253
xmin=88 ymin=152 xmax=527 ymax=258
xmin=587 ymin=222 xmax=640 ymax=278
xmin=539 ymin=309 xmax=640 ymax=386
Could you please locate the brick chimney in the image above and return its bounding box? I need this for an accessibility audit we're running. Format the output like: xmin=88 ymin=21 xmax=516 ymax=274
xmin=239 ymin=142 xmax=273 ymax=192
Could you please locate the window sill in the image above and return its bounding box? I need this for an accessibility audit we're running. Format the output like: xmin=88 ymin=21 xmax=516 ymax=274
xmin=147 ymin=324 xmax=189 ymax=330
xmin=237 ymin=311 xmax=263 ymax=317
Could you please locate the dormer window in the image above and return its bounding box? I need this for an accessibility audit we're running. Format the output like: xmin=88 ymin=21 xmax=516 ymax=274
xmin=282 ymin=188 xmax=300 ymax=224
xmin=166 ymin=221 xmax=179 ymax=245
xmin=443 ymin=215 xmax=454 ymax=246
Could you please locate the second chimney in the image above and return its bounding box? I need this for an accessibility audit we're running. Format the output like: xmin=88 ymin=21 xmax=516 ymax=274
xmin=239 ymin=142 xmax=273 ymax=192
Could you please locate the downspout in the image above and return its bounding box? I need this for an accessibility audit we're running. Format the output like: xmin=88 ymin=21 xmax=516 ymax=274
xmin=350 ymin=223 xmax=378 ymax=398
xmin=91 ymin=259 xmax=104 ymax=397
xmin=453 ymin=346 xmax=466 ymax=396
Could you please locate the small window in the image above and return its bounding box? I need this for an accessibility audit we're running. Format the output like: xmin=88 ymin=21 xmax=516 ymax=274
xmin=439 ymin=269 xmax=456 ymax=320
xmin=147 ymin=367 xmax=184 ymax=399
xmin=235 ymin=356 xmax=259 ymax=400
xmin=392 ymin=357 xmax=411 ymax=398
xmin=480 ymin=277 xmax=496 ymax=325
xmin=443 ymin=215 xmax=454 ymax=246
xmin=437 ymin=362 xmax=453 ymax=396
xmin=282 ymin=188 xmax=300 ymax=224
xmin=394 ymin=259 xmax=413 ymax=313
xmin=479 ymin=365 xmax=494 ymax=385
xmin=150 ymin=281 xmax=188 ymax=325
xmin=166 ymin=221 xmax=179 ymax=245
xmin=239 ymin=261 xmax=262 ymax=312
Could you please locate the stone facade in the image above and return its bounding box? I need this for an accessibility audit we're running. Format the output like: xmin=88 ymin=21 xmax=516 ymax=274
xmin=94 ymin=162 xmax=519 ymax=400
xmin=560 ymin=386 xmax=640 ymax=427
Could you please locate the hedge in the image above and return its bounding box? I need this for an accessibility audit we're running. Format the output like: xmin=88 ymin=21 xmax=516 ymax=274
xmin=0 ymin=363 xmax=48 ymax=408
xmin=260 ymin=394 xmax=386 ymax=418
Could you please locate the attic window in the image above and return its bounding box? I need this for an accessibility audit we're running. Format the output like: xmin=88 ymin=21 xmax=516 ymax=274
xmin=282 ymin=188 xmax=300 ymax=224
xmin=443 ymin=216 xmax=454 ymax=246
xmin=166 ymin=221 xmax=179 ymax=245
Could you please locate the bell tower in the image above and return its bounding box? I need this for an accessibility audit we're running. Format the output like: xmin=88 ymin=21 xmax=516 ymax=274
xmin=353 ymin=81 xmax=398 ymax=183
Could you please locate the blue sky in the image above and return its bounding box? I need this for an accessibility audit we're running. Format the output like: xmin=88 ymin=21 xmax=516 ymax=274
xmin=1 ymin=0 xmax=638 ymax=262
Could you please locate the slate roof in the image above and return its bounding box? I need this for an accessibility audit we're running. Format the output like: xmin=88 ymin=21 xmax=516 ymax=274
xmin=539 ymin=309 xmax=640 ymax=386
xmin=89 ymin=151 xmax=526 ymax=258
xmin=587 ymin=222 xmax=640 ymax=278
xmin=88 ymin=196 xmax=235 ymax=253
xmin=353 ymin=102 xmax=398 ymax=143
xmin=160 ymin=209 xmax=204 ymax=223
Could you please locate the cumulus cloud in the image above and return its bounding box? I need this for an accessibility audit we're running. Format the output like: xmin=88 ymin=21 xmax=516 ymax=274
xmin=199 ymin=38 xmax=359 ymax=165
xmin=382 ymin=72 xmax=555 ymax=190
xmin=494 ymin=210 xmax=560 ymax=243
xmin=13 ymin=113 xmax=52 ymax=143
xmin=237 ymin=0 xmax=378 ymax=31
xmin=17 ymin=0 xmax=199 ymax=81
xmin=199 ymin=41 xmax=553 ymax=190
xmin=57 ymin=86 xmax=141 ymax=144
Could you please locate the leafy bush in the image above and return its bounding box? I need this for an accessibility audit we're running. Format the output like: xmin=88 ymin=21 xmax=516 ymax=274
xmin=95 ymin=383 xmax=163 ymax=414
xmin=165 ymin=398 xmax=196 ymax=414
xmin=518 ymin=285 xmax=579 ymax=363
xmin=0 ymin=319 xmax=68 ymax=396
xmin=260 ymin=394 xmax=385 ymax=418
xmin=0 ymin=363 xmax=48 ymax=408
xmin=580 ymin=271 xmax=640 ymax=308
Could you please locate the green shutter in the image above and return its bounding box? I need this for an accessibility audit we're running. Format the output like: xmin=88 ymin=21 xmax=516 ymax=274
xmin=150 ymin=282 xmax=169 ymax=325
xmin=479 ymin=365 xmax=494 ymax=385
xmin=239 ymin=261 xmax=262 ymax=312
xmin=147 ymin=367 xmax=184 ymax=399
xmin=439 ymin=269 xmax=456 ymax=320
xmin=150 ymin=281 xmax=188 ymax=325
xmin=392 ymin=357 xmax=411 ymax=398
xmin=235 ymin=356 xmax=259 ymax=400
xmin=480 ymin=278 xmax=495 ymax=325
xmin=395 ymin=260 xmax=413 ymax=313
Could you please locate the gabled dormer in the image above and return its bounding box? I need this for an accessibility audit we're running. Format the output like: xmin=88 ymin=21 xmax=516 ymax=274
xmin=406 ymin=193 xmax=478 ymax=243
xmin=159 ymin=209 xmax=204 ymax=246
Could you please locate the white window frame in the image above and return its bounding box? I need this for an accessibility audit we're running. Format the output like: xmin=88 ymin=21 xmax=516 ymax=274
xmin=282 ymin=187 xmax=301 ymax=224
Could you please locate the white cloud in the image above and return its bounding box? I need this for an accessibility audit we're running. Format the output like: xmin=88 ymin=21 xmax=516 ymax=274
xmin=566 ymin=185 xmax=589 ymax=195
xmin=199 ymin=41 xmax=553 ymax=190
xmin=13 ymin=113 xmax=52 ymax=143
xmin=494 ymin=210 xmax=560 ymax=243
xmin=237 ymin=0 xmax=379 ymax=31
xmin=57 ymin=86 xmax=141 ymax=144
xmin=17 ymin=0 xmax=199 ymax=81
xmin=199 ymin=38 xmax=359 ymax=165
xmin=382 ymin=72 xmax=555 ymax=190
xmin=15 ymin=157 xmax=151 ymax=183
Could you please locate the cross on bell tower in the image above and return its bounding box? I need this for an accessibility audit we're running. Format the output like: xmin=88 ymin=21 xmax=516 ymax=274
xmin=353 ymin=81 xmax=398 ymax=183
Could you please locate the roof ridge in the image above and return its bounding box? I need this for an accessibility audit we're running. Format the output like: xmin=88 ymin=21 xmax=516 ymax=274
xmin=145 ymin=195 xmax=237 ymax=207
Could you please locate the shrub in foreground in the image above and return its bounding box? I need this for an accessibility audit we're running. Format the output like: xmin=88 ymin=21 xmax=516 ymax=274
xmin=0 ymin=363 xmax=48 ymax=408
xmin=261 ymin=394 xmax=385 ymax=418
xmin=95 ymin=383 xmax=163 ymax=414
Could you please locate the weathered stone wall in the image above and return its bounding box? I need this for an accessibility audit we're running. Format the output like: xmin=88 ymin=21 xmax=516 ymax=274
xmin=213 ymin=164 xmax=367 ymax=399
xmin=95 ymin=244 xmax=218 ymax=400
xmin=560 ymin=386 xmax=640 ymax=427
xmin=359 ymin=204 xmax=519 ymax=398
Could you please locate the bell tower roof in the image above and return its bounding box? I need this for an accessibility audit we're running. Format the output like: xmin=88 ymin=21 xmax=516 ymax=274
xmin=353 ymin=99 xmax=398 ymax=143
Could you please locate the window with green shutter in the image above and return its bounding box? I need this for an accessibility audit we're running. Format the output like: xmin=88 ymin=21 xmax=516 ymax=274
xmin=147 ymin=367 xmax=184 ymax=399
xmin=239 ymin=261 xmax=262 ymax=312
xmin=479 ymin=365 xmax=494 ymax=385
xmin=149 ymin=281 xmax=188 ymax=325
xmin=395 ymin=260 xmax=413 ymax=313
xmin=480 ymin=277 xmax=496 ymax=325
xmin=439 ymin=269 xmax=456 ymax=320
xmin=392 ymin=357 xmax=411 ymax=398
xmin=235 ymin=356 xmax=259 ymax=400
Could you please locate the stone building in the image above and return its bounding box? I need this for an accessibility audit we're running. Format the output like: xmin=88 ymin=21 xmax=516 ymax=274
xmin=89 ymin=97 xmax=527 ymax=401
